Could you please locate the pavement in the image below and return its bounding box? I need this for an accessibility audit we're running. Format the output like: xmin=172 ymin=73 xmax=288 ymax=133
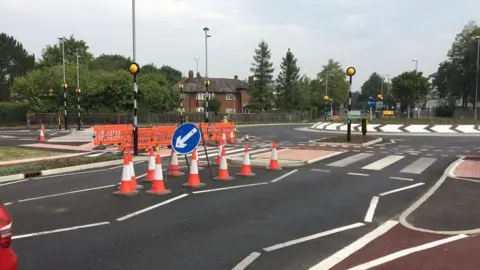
xmin=1 ymin=123 xmax=480 ymax=269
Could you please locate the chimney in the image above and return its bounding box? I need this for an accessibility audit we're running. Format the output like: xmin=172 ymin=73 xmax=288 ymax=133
xmin=248 ymin=76 xmax=253 ymax=85
xmin=234 ymin=75 xmax=238 ymax=80
xmin=188 ymin=70 xmax=194 ymax=81
xmin=197 ymin=72 xmax=201 ymax=78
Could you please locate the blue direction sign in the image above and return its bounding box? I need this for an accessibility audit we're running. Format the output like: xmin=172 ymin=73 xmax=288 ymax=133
xmin=367 ymin=97 xmax=376 ymax=108
xmin=171 ymin=123 xmax=201 ymax=155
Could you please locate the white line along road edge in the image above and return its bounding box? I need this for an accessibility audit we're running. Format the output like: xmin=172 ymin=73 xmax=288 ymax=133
xmin=17 ymin=184 xmax=116 ymax=203
xmin=309 ymin=220 xmax=399 ymax=270
xmin=263 ymin=223 xmax=365 ymax=252
xmin=116 ymin=194 xmax=189 ymax=221
xmin=231 ymin=252 xmax=262 ymax=270
xmin=378 ymin=183 xmax=425 ymax=197
xmin=364 ymin=196 xmax=379 ymax=223
xmin=270 ymin=169 xmax=298 ymax=183
xmin=193 ymin=183 xmax=269 ymax=194
xmin=13 ymin=221 xmax=111 ymax=240
xmin=348 ymin=234 xmax=468 ymax=270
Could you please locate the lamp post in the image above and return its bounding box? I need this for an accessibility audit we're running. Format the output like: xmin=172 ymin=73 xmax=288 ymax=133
xmin=203 ymin=27 xmax=211 ymax=123
xmin=323 ymin=95 xmax=329 ymax=121
xmin=58 ymin=37 xmax=67 ymax=130
xmin=474 ymin=36 xmax=480 ymax=121
xmin=130 ymin=0 xmax=140 ymax=155
xmin=194 ymin=58 xmax=199 ymax=74
xmin=75 ymin=49 xmax=81 ymax=130
xmin=179 ymin=84 xmax=184 ymax=124
xmin=346 ymin=67 xmax=356 ymax=142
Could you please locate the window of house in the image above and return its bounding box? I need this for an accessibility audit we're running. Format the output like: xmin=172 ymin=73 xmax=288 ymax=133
xmin=196 ymin=107 xmax=204 ymax=112
xmin=225 ymin=108 xmax=235 ymax=113
xmin=180 ymin=93 xmax=186 ymax=99
xmin=196 ymin=93 xmax=215 ymax=100
xmin=226 ymin=93 xmax=235 ymax=100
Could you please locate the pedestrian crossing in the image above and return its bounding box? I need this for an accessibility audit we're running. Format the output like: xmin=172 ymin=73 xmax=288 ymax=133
xmin=322 ymin=152 xmax=441 ymax=175
xmin=179 ymin=145 xmax=272 ymax=161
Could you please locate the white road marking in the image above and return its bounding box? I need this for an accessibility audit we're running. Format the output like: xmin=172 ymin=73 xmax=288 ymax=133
xmin=390 ymin=139 xmax=395 ymax=143
xmin=348 ymin=234 xmax=468 ymax=270
xmin=12 ymin=221 xmax=110 ymax=240
xmin=379 ymin=183 xmax=425 ymax=196
xmin=389 ymin=176 xmax=414 ymax=181
xmin=347 ymin=172 xmax=369 ymax=177
xmin=362 ymin=155 xmax=404 ymax=171
xmin=434 ymin=149 xmax=442 ymax=152
xmin=380 ymin=151 xmax=389 ymax=154
xmin=86 ymin=152 xmax=104 ymax=157
xmin=328 ymin=153 xmax=373 ymax=167
xmin=400 ymin=157 xmax=437 ymax=174
xmin=4 ymin=202 xmax=12 ymax=206
xmin=263 ymin=223 xmax=365 ymax=252
xmin=231 ymin=252 xmax=262 ymax=270
xmin=17 ymin=184 xmax=116 ymax=203
xmin=364 ymin=196 xmax=379 ymax=222
xmin=310 ymin=169 xmax=330 ymax=173
xmin=270 ymin=170 xmax=298 ymax=183
xmin=0 ymin=179 xmax=30 ymax=187
xmin=192 ymin=183 xmax=269 ymax=194
xmin=420 ymin=149 xmax=428 ymax=151
xmin=307 ymin=151 xmax=344 ymax=164
xmin=116 ymin=194 xmax=189 ymax=221
xmin=441 ymin=154 xmax=449 ymax=157
xmin=309 ymin=220 xmax=398 ymax=270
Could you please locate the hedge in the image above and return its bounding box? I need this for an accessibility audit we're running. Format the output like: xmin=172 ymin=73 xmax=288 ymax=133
xmin=0 ymin=102 xmax=27 ymax=126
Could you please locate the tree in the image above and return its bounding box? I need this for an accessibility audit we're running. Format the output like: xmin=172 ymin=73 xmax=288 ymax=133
xmin=360 ymin=73 xmax=384 ymax=101
xmin=90 ymin=54 xmax=131 ymax=71
xmin=204 ymin=96 xmax=221 ymax=114
xmin=391 ymin=71 xmax=430 ymax=109
xmin=249 ymin=40 xmax=275 ymax=111
xmin=316 ymin=59 xmax=349 ymax=109
xmin=0 ymin=33 xmax=35 ymax=101
xmin=159 ymin=65 xmax=182 ymax=86
xmin=38 ymin=35 xmax=94 ymax=68
xmin=275 ymin=48 xmax=301 ymax=111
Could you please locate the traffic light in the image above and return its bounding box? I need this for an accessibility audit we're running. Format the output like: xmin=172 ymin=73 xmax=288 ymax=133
xmin=377 ymin=94 xmax=383 ymax=100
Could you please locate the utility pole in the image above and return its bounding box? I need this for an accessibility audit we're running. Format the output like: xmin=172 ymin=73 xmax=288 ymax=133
xmin=59 ymin=37 xmax=67 ymax=130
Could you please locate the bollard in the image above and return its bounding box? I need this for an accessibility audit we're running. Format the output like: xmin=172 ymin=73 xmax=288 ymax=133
xmin=361 ymin=119 xmax=367 ymax=136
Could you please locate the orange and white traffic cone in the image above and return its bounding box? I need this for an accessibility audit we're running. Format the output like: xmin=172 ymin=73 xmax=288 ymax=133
xmin=221 ymin=132 xmax=227 ymax=144
xmin=216 ymin=141 xmax=224 ymax=165
xmin=129 ymin=152 xmax=143 ymax=190
xmin=183 ymin=150 xmax=206 ymax=189
xmin=168 ymin=151 xmax=185 ymax=176
xmin=38 ymin=129 xmax=46 ymax=142
xmin=267 ymin=141 xmax=281 ymax=171
xmin=237 ymin=144 xmax=256 ymax=177
xmin=146 ymin=154 xmax=171 ymax=195
xmin=144 ymin=149 xmax=155 ymax=182
xmin=229 ymin=130 xmax=235 ymax=144
xmin=214 ymin=146 xmax=234 ymax=181
xmin=113 ymin=153 xmax=138 ymax=196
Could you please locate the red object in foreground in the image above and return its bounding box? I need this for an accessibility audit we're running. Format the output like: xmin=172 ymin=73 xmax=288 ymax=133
xmin=0 ymin=202 xmax=18 ymax=270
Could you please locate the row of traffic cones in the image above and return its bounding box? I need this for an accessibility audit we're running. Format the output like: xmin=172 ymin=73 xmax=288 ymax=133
xmin=114 ymin=141 xmax=282 ymax=196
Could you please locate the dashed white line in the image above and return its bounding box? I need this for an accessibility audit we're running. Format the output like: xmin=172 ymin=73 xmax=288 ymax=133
xmin=270 ymin=169 xmax=298 ymax=183
xmin=232 ymin=252 xmax=262 ymax=270
xmin=348 ymin=172 xmax=369 ymax=177
xmin=379 ymin=183 xmax=425 ymax=196
xmin=4 ymin=202 xmax=12 ymax=206
xmin=17 ymin=184 xmax=116 ymax=203
xmin=13 ymin=221 xmax=110 ymax=240
xmin=192 ymin=183 xmax=269 ymax=194
xmin=389 ymin=176 xmax=414 ymax=181
xmin=116 ymin=194 xmax=189 ymax=221
xmin=364 ymin=196 xmax=379 ymax=222
xmin=309 ymin=220 xmax=399 ymax=270
xmin=348 ymin=234 xmax=468 ymax=270
xmin=310 ymin=169 xmax=331 ymax=173
xmin=263 ymin=223 xmax=365 ymax=252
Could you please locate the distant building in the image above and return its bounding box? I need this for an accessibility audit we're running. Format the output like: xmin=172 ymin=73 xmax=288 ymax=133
xmin=174 ymin=70 xmax=249 ymax=113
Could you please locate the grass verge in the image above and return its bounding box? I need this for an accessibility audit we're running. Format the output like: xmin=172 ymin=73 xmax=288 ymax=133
xmin=0 ymin=154 xmax=122 ymax=176
xmin=0 ymin=147 xmax=61 ymax=162
xmin=316 ymin=135 xmax=377 ymax=143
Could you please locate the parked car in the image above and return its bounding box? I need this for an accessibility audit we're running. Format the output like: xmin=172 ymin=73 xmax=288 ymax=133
xmin=0 ymin=202 xmax=17 ymax=270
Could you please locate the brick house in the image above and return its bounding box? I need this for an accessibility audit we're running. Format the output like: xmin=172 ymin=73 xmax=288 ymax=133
xmin=174 ymin=70 xmax=250 ymax=113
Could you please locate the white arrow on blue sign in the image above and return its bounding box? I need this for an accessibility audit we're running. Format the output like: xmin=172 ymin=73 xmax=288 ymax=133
xmin=171 ymin=123 xmax=201 ymax=155
xmin=367 ymin=98 xmax=376 ymax=108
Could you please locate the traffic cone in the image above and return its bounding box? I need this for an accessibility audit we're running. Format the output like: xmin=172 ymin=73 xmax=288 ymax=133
xmin=113 ymin=153 xmax=138 ymax=196
xmin=38 ymin=129 xmax=46 ymax=142
xmin=214 ymin=146 xmax=234 ymax=181
xmin=40 ymin=124 xmax=46 ymax=132
xmin=146 ymin=155 xmax=171 ymax=195
xmin=183 ymin=150 xmax=206 ymax=189
xmin=267 ymin=141 xmax=281 ymax=171
xmin=221 ymin=132 xmax=227 ymax=144
xmin=237 ymin=144 xmax=256 ymax=177
xmin=216 ymin=141 xmax=223 ymax=165
xmin=229 ymin=130 xmax=235 ymax=144
xmin=144 ymin=149 xmax=155 ymax=182
xmin=129 ymin=152 xmax=143 ymax=190
xmin=168 ymin=151 xmax=185 ymax=176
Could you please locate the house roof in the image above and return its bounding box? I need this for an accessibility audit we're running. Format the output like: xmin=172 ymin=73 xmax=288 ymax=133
xmin=174 ymin=73 xmax=248 ymax=93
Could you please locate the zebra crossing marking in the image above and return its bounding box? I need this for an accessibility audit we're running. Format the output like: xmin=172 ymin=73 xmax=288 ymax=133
xmin=362 ymin=155 xmax=404 ymax=171
xmin=389 ymin=177 xmax=414 ymax=181
xmin=399 ymin=157 xmax=437 ymax=174
xmin=327 ymin=153 xmax=373 ymax=167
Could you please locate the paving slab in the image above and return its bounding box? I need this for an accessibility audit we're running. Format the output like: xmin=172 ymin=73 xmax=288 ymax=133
xmin=453 ymin=157 xmax=480 ymax=178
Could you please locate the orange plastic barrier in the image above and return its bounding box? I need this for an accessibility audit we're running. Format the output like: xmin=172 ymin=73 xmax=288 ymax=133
xmin=93 ymin=122 xmax=236 ymax=151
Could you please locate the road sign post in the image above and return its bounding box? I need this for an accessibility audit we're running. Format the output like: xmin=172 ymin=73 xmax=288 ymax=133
xmin=367 ymin=97 xmax=375 ymax=121
xmin=171 ymin=123 xmax=201 ymax=155
xmin=346 ymin=67 xmax=356 ymax=142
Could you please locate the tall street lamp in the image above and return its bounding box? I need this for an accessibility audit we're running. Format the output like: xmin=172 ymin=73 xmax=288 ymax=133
xmin=58 ymin=37 xmax=67 ymax=130
xmin=203 ymin=27 xmax=211 ymax=123
xmin=194 ymin=57 xmax=200 ymax=74
xmin=474 ymin=36 xmax=480 ymax=121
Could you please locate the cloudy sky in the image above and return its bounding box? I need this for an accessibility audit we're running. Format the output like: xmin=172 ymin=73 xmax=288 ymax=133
xmin=1 ymin=0 xmax=479 ymax=90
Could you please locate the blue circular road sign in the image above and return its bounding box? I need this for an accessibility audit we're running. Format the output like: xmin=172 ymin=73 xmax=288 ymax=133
xmin=171 ymin=123 xmax=201 ymax=155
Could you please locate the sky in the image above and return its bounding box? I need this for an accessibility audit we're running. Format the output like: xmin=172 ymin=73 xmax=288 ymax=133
xmin=1 ymin=0 xmax=480 ymax=91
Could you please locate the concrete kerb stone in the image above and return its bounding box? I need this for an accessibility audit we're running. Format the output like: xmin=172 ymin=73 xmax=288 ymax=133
xmin=227 ymin=156 xmax=305 ymax=168
xmin=307 ymin=137 xmax=383 ymax=147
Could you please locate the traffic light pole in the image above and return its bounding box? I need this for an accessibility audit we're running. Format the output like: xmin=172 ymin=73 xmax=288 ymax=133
xmin=346 ymin=67 xmax=356 ymax=142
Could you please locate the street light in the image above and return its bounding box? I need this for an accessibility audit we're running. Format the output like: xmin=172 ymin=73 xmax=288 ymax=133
xmin=58 ymin=37 xmax=67 ymax=130
xmin=474 ymin=36 xmax=480 ymax=121
xmin=346 ymin=67 xmax=356 ymax=142
xmin=412 ymin=59 xmax=418 ymax=71
xmin=203 ymin=27 xmax=211 ymax=123
xmin=194 ymin=57 xmax=200 ymax=74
